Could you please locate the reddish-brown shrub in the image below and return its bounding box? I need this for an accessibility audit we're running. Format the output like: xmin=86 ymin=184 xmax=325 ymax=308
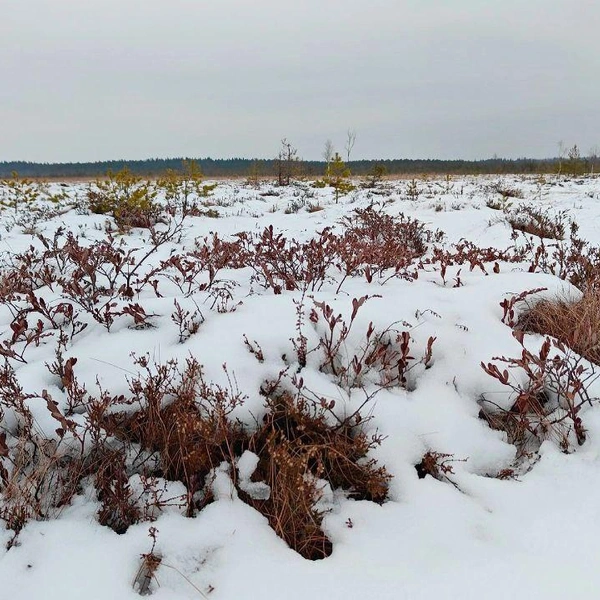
xmin=507 ymin=207 xmax=567 ymax=240
xmin=415 ymin=451 xmax=464 ymax=487
xmin=481 ymin=331 xmax=598 ymax=454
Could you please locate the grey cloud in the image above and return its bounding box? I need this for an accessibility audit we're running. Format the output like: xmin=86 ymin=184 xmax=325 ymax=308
xmin=1 ymin=0 xmax=598 ymax=161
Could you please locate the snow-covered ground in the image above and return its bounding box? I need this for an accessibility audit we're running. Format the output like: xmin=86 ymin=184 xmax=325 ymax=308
xmin=1 ymin=174 xmax=599 ymax=599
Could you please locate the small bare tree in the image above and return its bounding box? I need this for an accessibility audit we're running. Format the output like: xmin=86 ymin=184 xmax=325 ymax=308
xmin=276 ymin=138 xmax=302 ymax=186
xmin=557 ymin=140 xmax=566 ymax=177
xmin=323 ymin=139 xmax=335 ymax=178
xmin=345 ymin=129 xmax=357 ymax=164
xmin=588 ymin=145 xmax=599 ymax=176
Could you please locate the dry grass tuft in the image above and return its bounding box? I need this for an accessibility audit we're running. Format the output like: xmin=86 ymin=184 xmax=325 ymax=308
xmin=244 ymin=392 xmax=390 ymax=560
xmin=518 ymin=290 xmax=600 ymax=366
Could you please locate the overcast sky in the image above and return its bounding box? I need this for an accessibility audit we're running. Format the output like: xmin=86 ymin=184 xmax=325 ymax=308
xmin=1 ymin=0 xmax=598 ymax=162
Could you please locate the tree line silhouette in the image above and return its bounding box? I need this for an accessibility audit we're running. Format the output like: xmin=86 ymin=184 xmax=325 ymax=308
xmin=0 ymin=156 xmax=575 ymax=179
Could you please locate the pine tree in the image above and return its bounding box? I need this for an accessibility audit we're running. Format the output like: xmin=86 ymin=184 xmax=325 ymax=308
xmin=328 ymin=153 xmax=354 ymax=203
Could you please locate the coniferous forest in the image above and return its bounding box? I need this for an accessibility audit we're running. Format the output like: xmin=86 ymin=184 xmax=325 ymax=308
xmin=0 ymin=156 xmax=577 ymax=179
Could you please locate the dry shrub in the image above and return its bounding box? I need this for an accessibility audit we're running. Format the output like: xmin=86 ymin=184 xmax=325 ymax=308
xmin=231 ymin=225 xmax=338 ymax=293
xmin=329 ymin=207 xmax=443 ymax=292
xmin=415 ymin=451 xmax=463 ymax=485
xmin=228 ymin=208 xmax=441 ymax=295
xmin=478 ymin=393 xmax=557 ymax=459
xmin=523 ymin=225 xmax=600 ymax=292
xmin=134 ymin=551 xmax=162 ymax=597
xmin=247 ymin=431 xmax=331 ymax=560
xmin=0 ymin=201 xmax=413 ymax=557
xmin=0 ymin=348 xmax=391 ymax=558
xmin=481 ymin=331 xmax=597 ymax=456
xmin=133 ymin=527 xmax=162 ymax=596
xmin=554 ymin=233 xmax=600 ymax=292
xmin=95 ymin=448 xmax=140 ymax=534
xmin=0 ymin=434 xmax=84 ymax=535
xmin=507 ymin=206 xmax=567 ymax=240
xmin=133 ymin=394 xmax=244 ymax=496
xmin=244 ymin=392 xmax=390 ymax=560
xmin=310 ymin=295 xmax=436 ymax=390
xmin=107 ymin=358 xmax=246 ymax=515
xmin=340 ymin=207 xmax=443 ymax=272
xmin=106 ymin=367 xmax=390 ymax=559
xmin=487 ymin=181 xmax=524 ymax=200
xmin=517 ymin=290 xmax=600 ymax=366
xmin=0 ymin=365 xmax=86 ymax=541
xmin=431 ymin=239 xmax=528 ymax=271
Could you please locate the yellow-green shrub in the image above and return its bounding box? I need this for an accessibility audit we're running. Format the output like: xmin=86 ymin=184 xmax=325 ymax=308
xmin=86 ymin=168 xmax=160 ymax=229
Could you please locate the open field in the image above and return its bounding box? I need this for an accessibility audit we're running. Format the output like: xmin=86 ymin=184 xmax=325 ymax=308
xmin=0 ymin=172 xmax=599 ymax=599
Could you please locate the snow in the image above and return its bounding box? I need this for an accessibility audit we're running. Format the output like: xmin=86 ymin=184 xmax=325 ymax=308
xmin=236 ymin=451 xmax=270 ymax=500
xmin=1 ymin=174 xmax=600 ymax=598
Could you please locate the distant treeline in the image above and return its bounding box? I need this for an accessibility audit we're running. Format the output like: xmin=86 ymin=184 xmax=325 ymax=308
xmin=0 ymin=157 xmax=573 ymax=179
